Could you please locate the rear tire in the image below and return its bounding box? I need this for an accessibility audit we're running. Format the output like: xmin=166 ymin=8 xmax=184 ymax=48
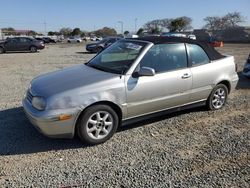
xmin=77 ymin=105 xmax=119 ymax=145
xmin=30 ymin=46 xmax=37 ymax=53
xmin=207 ymin=84 xmax=228 ymax=110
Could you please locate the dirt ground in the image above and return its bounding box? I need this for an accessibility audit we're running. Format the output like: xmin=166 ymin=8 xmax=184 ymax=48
xmin=0 ymin=43 xmax=249 ymax=187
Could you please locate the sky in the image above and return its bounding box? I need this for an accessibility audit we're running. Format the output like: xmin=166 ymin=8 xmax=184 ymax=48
xmin=0 ymin=0 xmax=249 ymax=33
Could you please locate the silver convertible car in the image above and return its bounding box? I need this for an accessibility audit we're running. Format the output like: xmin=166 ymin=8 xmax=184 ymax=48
xmin=23 ymin=36 xmax=239 ymax=144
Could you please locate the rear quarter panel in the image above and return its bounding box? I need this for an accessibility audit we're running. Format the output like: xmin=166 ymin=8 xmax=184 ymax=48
xmin=190 ymin=56 xmax=238 ymax=101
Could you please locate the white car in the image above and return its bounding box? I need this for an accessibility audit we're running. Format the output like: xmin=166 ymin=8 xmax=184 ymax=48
xmin=188 ymin=34 xmax=196 ymax=40
xmin=67 ymin=37 xmax=82 ymax=43
xmin=90 ymin=36 xmax=102 ymax=41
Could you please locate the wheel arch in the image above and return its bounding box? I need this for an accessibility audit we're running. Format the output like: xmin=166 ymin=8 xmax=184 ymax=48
xmin=216 ymin=80 xmax=231 ymax=94
xmin=74 ymin=100 xmax=123 ymax=136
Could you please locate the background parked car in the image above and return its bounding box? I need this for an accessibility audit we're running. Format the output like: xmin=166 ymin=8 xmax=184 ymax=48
xmin=35 ymin=37 xmax=56 ymax=44
xmin=188 ymin=34 xmax=196 ymax=40
xmin=67 ymin=37 xmax=82 ymax=43
xmin=0 ymin=37 xmax=45 ymax=53
xmin=242 ymin=53 xmax=250 ymax=78
xmin=86 ymin=37 xmax=121 ymax=53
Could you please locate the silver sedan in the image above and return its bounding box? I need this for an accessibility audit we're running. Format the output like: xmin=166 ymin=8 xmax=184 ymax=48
xmin=23 ymin=37 xmax=239 ymax=144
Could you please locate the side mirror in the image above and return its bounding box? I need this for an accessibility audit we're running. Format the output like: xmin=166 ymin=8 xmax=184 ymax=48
xmin=132 ymin=67 xmax=155 ymax=78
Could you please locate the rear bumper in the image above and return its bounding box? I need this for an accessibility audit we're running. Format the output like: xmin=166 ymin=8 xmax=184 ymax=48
xmin=22 ymin=99 xmax=79 ymax=138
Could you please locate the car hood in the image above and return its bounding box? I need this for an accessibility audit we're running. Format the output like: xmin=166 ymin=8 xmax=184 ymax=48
xmin=30 ymin=64 xmax=117 ymax=98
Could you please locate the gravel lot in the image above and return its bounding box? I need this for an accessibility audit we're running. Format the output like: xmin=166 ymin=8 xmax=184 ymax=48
xmin=0 ymin=43 xmax=249 ymax=187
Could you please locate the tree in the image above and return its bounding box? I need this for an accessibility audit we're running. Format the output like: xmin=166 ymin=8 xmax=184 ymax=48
xmin=136 ymin=28 xmax=144 ymax=36
xmin=143 ymin=17 xmax=192 ymax=33
xmin=71 ymin=28 xmax=81 ymax=36
xmin=59 ymin=27 xmax=72 ymax=36
xmin=143 ymin=19 xmax=169 ymax=33
xmin=2 ymin=27 xmax=16 ymax=35
xmin=27 ymin=30 xmax=37 ymax=36
xmin=151 ymin=26 xmax=161 ymax=34
xmin=224 ymin=12 xmax=245 ymax=27
xmin=80 ymin=32 xmax=86 ymax=37
xmin=124 ymin=31 xmax=129 ymax=35
xmin=203 ymin=12 xmax=245 ymax=30
xmin=203 ymin=16 xmax=221 ymax=31
xmin=144 ymin=19 xmax=170 ymax=31
xmin=94 ymin=27 xmax=117 ymax=37
xmin=167 ymin=17 xmax=192 ymax=32
xmin=48 ymin=31 xmax=55 ymax=36
xmin=48 ymin=31 xmax=60 ymax=36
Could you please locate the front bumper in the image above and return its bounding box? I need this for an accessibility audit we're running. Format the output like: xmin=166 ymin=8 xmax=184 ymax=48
xmin=38 ymin=45 xmax=45 ymax=50
xmin=242 ymin=63 xmax=250 ymax=78
xmin=22 ymin=98 xmax=80 ymax=138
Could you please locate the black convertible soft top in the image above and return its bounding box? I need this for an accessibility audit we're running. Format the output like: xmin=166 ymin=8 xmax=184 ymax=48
xmin=132 ymin=36 xmax=225 ymax=61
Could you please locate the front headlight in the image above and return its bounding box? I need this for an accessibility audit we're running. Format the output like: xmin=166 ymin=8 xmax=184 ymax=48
xmin=32 ymin=97 xmax=46 ymax=111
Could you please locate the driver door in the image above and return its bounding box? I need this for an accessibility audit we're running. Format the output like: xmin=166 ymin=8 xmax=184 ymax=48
xmin=125 ymin=43 xmax=193 ymax=118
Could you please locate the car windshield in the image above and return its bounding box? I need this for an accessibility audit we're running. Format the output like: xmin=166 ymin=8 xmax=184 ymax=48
xmin=87 ymin=40 xmax=147 ymax=74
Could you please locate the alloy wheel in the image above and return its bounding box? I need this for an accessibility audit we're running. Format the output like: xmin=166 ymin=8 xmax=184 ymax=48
xmin=86 ymin=111 xmax=113 ymax=140
xmin=212 ymin=88 xmax=226 ymax=109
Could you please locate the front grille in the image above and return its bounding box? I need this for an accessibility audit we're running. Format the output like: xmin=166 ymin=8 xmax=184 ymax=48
xmin=26 ymin=90 xmax=33 ymax=103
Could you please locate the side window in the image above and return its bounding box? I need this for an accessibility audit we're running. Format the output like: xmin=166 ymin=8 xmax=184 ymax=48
xmin=188 ymin=44 xmax=210 ymax=66
xmin=20 ymin=38 xmax=29 ymax=43
xmin=9 ymin=38 xmax=18 ymax=43
xmin=139 ymin=43 xmax=187 ymax=73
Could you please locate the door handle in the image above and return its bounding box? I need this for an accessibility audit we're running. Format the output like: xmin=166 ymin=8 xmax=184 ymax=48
xmin=182 ymin=73 xmax=191 ymax=79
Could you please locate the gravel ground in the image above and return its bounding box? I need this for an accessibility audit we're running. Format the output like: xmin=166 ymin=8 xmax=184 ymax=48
xmin=0 ymin=43 xmax=249 ymax=187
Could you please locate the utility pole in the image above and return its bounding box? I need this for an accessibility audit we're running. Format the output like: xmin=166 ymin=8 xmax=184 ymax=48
xmin=43 ymin=21 xmax=47 ymax=35
xmin=118 ymin=21 xmax=123 ymax=35
xmin=135 ymin=18 xmax=138 ymax=33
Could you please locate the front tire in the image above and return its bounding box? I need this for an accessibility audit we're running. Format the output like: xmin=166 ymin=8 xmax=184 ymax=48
xmin=207 ymin=84 xmax=228 ymax=110
xmin=30 ymin=46 xmax=37 ymax=53
xmin=0 ymin=47 xmax=5 ymax=54
xmin=77 ymin=105 xmax=119 ymax=145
